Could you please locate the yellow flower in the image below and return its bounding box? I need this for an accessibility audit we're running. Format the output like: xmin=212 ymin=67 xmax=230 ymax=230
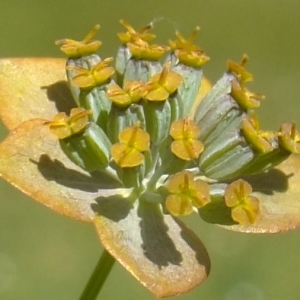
xmin=170 ymin=118 xmax=203 ymax=160
xmin=107 ymin=81 xmax=147 ymax=106
xmin=69 ymin=57 xmax=115 ymax=89
xmin=55 ymin=25 xmax=102 ymax=58
xmin=224 ymin=179 xmax=260 ymax=225
xmin=118 ymin=19 xmax=156 ymax=44
xmin=241 ymin=110 xmax=275 ymax=153
xmin=169 ymin=27 xmax=210 ymax=67
xmin=166 ymin=171 xmax=210 ymax=216
xmin=111 ymin=125 xmax=150 ymax=167
xmin=228 ymin=56 xmax=265 ymax=109
xmin=144 ymin=64 xmax=183 ymax=101
xmin=47 ymin=107 xmax=90 ymax=139
xmin=279 ymin=122 xmax=300 ymax=153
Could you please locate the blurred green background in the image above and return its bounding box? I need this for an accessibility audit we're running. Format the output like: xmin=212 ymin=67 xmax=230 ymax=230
xmin=1 ymin=0 xmax=300 ymax=299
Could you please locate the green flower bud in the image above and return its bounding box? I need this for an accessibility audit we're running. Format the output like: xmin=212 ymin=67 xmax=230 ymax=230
xmin=60 ymin=122 xmax=111 ymax=172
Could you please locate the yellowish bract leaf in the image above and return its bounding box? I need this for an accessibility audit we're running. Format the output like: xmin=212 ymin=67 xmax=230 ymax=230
xmin=0 ymin=58 xmax=74 ymax=130
xmin=94 ymin=200 xmax=210 ymax=297
xmin=0 ymin=119 xmax=120 ymax=222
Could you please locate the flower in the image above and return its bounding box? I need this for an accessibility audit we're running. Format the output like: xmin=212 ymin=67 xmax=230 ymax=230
xmin=1 ymin=20 xmax=300 ymax=298
xmin=165 ymin=171 xmax=210 ymax=216
xmin=170 ymin=117 xmax=204 ymax=160
xmin=111 ymin=124 xmax=150 ymax=167
xmin=224 ymin=179 xmax=259 ymax=225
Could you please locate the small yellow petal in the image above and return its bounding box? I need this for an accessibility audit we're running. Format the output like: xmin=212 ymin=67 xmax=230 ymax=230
xmin=167 ymin=171 xmax=194 ymax=194
xmin=166 ymin=194 xmax=194 ymax=216
xmin=170 ymin=118 xmax=200 ymax=140
xmin=111 ymin=143 xmax=144 ymax=167
xmin=144 ymin=84 xmax=169 ymax=101
xmin=72 ymin=73 xmax=95 ymax=89
xmin=193 ymin=179 xmax=211 ymax=207
xmin=231 ymin=196 xmax=260 ymax=225
xmin=119 ymin=126 xmax=150 ymax=151
xmin=171 ymin=140 xmax=203 ymax=161
xmin=228 ymin=56 xmax=265 ymax=110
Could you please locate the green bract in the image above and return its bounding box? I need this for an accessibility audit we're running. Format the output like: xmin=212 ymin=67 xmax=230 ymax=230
xmin=1 ymin=21 xmax=300 ymax=298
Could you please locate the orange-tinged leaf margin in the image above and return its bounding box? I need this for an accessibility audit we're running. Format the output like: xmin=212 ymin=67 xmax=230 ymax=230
xmin=0 ymin=58 xmax=75 ymax=130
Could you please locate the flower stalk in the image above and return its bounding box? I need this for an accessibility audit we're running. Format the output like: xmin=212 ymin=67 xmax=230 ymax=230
xmin=79 ymin=249 xmax=115 ymax=300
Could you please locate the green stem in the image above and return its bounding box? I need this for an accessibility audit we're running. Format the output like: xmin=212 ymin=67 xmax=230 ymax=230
xmin=104 ymin=165 xmax=123 ymax=185
xmin=147 ymin=152 xmax=174 ymax=190
xmin=79 ymin=249 xmax=115 ymax=300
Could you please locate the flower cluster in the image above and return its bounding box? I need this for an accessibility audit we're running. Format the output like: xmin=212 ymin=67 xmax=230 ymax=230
xmin=52 ymin=21 xmax=298 ymax=225
xmin=1 ymin=20 xmax=300 ymax=298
